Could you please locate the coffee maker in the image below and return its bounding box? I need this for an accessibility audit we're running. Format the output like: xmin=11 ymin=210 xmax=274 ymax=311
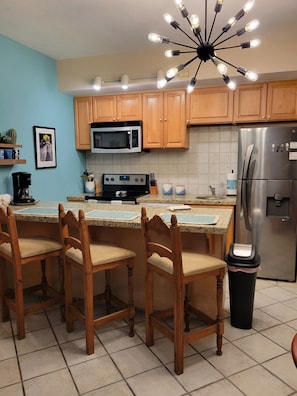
xmin=12 ymin=172 xmax=35 ymax=204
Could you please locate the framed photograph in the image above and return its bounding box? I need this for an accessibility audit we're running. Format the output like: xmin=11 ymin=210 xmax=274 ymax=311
xmin=33 ymin=126 xmax=57 ymax=169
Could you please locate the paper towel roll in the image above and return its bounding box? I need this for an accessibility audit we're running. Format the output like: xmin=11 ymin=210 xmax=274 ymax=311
xmin=227 ymin=173 xmax=237 ymax=195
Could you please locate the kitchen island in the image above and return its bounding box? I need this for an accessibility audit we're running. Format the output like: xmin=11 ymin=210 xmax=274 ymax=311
xmin=11 ymin=201 xmax=233 ymax=317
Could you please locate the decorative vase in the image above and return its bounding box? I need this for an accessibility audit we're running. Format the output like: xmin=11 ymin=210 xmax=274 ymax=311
xmin=84 ymin=181 xmax=95 ymax=193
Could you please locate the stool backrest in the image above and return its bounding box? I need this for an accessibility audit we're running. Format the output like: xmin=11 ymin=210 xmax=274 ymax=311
xmin=0 ymin=206 xmax=21 ymax=262
xmin=58 ymin=203 xmax=92 ymax=271
xmin=141 ymin=207 xmax=183 ymax=278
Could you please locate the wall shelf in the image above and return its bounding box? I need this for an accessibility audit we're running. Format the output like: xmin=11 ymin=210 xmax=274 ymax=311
xmin=0 ymin=143 xmax=26 ymax=165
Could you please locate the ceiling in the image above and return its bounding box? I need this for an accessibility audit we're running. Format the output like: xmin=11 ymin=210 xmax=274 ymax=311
xmin=0 ymin=0 xmax=296 ymax=61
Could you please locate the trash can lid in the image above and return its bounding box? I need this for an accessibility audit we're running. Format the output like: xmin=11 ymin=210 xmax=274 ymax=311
xmin=226 ymin=243 xmax=260 ymax=267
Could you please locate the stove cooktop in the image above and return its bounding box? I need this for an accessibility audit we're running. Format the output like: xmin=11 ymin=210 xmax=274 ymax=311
xmin=85 ymin=173 xmax=150 ymax=204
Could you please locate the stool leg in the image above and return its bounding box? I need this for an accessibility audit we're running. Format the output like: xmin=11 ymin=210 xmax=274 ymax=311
xmin=0 ymin=259 xmax=9 ymax=322
xmin=14 ymin=265 xmax=25 ymax=340
xmin=65 ymin=260 xmax=74 ymax=333
xmin=58 ymin=255 xmax=65 ymax=322
xmin=184 ymin=284 xmax=190 ymax=332
xmin=84 ymin=268 xmax=94 ymax=355
xmin=104 ymin=270 xmax=111 ymax=314
xmin=127 ymin=262 xmax=135 ymax=337
xmin=40 ymin=259 xmax=48 ymax=300
xmin=145 ymin=267 xmax=154 ymax=346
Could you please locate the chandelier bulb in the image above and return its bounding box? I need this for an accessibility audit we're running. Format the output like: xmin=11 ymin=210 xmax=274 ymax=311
xmin=164 ymin=13 xmax=179 ymax=29
xmin=190 ymin=14 xmax=201 ymax=34
xmin=175 ymin=0 xmax=189 ymax=18
xmin=165 ymin=49 xmax=180 ymax=57
xmin=187 ymin=78 xmax=197 ymax=94
xmin=243 ymin=0 xmax=255 ymax=13
xmin=166 ymin=64 xmax=184 ymax=79
xmin=214 ymin=0 xmax=224 ymax=13
xmin=241 ymin=39 xmax=261 ymax=48
xmin=223 ymin=75 xmax=236 ymax=90
xmin=148 ymin=33 xmax=170 ymax=44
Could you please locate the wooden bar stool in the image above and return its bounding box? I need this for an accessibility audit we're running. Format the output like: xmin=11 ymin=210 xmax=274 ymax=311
xmin=58 ymin=203 xmax=135 ymax=355
xmin=0 ymin=206 xmax=64 ymax=340
xmin=141 ymin=207 xmax=226 ymax=375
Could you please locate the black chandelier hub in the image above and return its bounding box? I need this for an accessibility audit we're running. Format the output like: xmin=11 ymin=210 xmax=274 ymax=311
xmin=197 ymin=42 xmax=215 ymax=62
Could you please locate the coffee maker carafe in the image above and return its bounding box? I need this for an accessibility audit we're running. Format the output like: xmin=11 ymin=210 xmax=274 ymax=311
xmin=12 ymin=172 xmax=35 ymax=204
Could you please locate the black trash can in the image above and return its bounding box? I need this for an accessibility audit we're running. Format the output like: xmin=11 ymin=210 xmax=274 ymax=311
xmin=226 ymin=243 xmax=260 ymax=329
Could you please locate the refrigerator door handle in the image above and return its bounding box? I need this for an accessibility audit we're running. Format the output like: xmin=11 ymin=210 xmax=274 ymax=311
xmin=242 ymin=144 xmax=254 ymax=179
xmin=242 ymin=180 xmax=252 ymax=231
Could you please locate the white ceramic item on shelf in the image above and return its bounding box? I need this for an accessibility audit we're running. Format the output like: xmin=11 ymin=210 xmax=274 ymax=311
xmin=175 ymin=185 xmax=186 ymax=195
xmin=162 ymin=183 xmax=173 ymax=195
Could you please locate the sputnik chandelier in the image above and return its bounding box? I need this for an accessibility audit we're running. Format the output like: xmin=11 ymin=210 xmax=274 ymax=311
xmin=149 ymin=0 xmax=260 ymax=93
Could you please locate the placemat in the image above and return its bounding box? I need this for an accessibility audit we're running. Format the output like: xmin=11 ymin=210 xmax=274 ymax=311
xmin=161 ymin=213 xmax=219 ymax=225
xmin=85 ymin=210 xmax=140 ymax=221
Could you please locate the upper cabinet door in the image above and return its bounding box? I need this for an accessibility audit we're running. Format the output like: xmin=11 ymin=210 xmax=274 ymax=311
xmin=233 ymin=83 xmax=268 ymax=123
xmin=142 ymin=91 xmax=164 ymax=148
xmin=188 ymin=87 xmax=234 ymax=124
xmin=266 ymin=80 xmax=297 ymax=121
xmin=116 ymin=94 xmax=142 ymax=121
xmin=163 ymin=90 xmax=187 ymax=148
xmin=92 ymin=95 xmax=117 ymax=122
xmin=74 ymin=97 xmax=93 ymax=150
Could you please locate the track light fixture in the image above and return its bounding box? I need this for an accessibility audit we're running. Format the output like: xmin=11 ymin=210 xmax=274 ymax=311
xmin=121 ymin=74 xmax=129 ymax=90
xmin=148 ymin=0 xmax=260 ymax=92
xmin=93 ymin=76 xmax=102 ymax=91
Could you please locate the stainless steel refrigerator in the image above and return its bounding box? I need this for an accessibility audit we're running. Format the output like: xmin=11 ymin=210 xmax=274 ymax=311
xmin=235 ymin=125 xmax=297 ymax=281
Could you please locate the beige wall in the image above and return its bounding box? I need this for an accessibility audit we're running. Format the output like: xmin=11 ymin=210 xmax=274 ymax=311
xmin=57 ymin=32 xmax=297 ymax=96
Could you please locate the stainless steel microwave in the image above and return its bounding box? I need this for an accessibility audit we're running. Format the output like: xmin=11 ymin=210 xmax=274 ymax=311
xmin=90 ymin=121 xmax=142 ymax=154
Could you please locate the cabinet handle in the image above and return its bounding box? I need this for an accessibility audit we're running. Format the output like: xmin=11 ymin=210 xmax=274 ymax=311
xmin=164 ymin=118 xmax=167 ymax=121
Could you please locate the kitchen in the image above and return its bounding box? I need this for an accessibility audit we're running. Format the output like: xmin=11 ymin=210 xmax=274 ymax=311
xmin=1 ymin=0 xmax=297 ymax=394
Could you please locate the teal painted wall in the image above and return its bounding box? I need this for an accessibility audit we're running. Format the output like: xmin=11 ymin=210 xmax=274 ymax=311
xmin=0 ymin=34 xmax=86 ymax=202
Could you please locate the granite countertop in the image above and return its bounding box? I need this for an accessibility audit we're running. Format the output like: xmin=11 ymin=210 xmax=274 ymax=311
xmin=67 ymin=193 xmax=237 ymax=206
xmin=136 ymin=193 xmax=236 ymax=206
xmin=11 ymin=201 xmax=233 ymax=234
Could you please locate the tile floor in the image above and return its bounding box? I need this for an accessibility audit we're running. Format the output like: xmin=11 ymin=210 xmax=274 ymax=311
xmin=1 ymin=276 xmax=297 ymax=396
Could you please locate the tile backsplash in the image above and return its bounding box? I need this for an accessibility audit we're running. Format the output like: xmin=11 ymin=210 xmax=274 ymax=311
xmin=86 ymin=125 xmax=238 ymax=195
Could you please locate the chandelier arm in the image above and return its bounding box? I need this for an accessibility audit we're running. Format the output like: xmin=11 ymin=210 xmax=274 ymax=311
xmin=193 ymin=60 xmax=203 ymax=79
xmin=214 ymin=55 xmax=239 ymax=70
xmin=176 ymin=25 xmax=201 ymax=46
xmin=213 ymin=33 xmax=237 ymax=47
xmin=204 ymin=0 xmax=207 ymax=42
xmin=207 ymin=12 xmax=219 ymax=43
xmin=183 ymin=55 xmax=200 ymax=69
xmin=215 ymin=45 xmax=242 ymax=50
xmin=169 ymin=40 xmax=197 ymax=50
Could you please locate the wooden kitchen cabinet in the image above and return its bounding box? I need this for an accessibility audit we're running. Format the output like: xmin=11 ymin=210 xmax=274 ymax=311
xmin=233 ymin=83 xmax=267 ymax=122
xmin=187 ymin=86 xmax=234 ymax=124
xmin=234 ymin=80 xmax=297 ymax=123
xmin=142 ymin=90 xmax=188 ymax=149
xmin=74 ymin=96 xmax=93 ymax=150
xmin=266 ymin=80 xmax=297 ymax=121
xmin=92 ymin=93 xmax=142 ymax=122
xmin=0 ymin=143 xmax=26 ymax=165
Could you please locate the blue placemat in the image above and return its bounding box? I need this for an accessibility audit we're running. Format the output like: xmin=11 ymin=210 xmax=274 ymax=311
xmin=161 ymin=213 xmax=219 ymax=225
xmin=15 ymin=207 xmax=59 ymax=215
xmin=85 ymin=210 xmax=140 ymax=221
